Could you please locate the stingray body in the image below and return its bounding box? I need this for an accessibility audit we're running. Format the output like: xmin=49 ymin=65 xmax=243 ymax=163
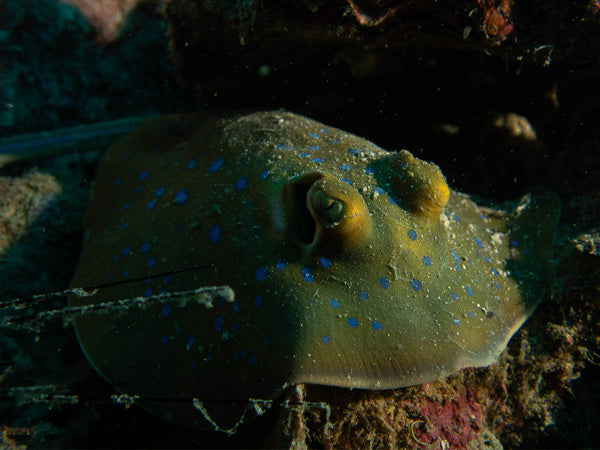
xmin=69 ymin=111 xmax=559 ymax=430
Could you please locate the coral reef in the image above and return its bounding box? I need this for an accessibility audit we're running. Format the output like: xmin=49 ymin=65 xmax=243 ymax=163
xmin=0 ymin=170 xmax=61 ymax=253
xmin=0 ymin=0 xmax=189 ymax=136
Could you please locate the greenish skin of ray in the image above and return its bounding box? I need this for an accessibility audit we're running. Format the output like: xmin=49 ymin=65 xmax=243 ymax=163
xmin=69 ymin=111 xmax=560 ymax=431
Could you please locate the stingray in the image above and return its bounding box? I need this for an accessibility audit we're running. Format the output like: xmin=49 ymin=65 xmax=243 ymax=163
xmin=69 ymin=111 xmax=559 ymax=431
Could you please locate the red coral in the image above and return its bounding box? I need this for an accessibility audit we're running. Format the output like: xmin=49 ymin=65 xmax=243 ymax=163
xmin=346 ymin=0 xmax=401 ymax=26
xmin=413 ymin=389 xmax=482 ymax=449
xmin=478 ymin=0 xmax=514 ymax=43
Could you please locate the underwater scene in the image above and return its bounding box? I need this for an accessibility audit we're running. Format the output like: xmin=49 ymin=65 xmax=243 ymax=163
xmin=0 ymin=1 xmax=599 ymax=448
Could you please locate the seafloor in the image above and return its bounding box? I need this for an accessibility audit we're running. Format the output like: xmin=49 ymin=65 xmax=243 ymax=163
xmin=0 ymin=0 xmax=599 ymax=448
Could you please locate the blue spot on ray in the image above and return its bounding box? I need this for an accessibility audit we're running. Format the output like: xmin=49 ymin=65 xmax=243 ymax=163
xmin=329 ymin=299 xmax=340 ymax=309
xmin=319 ymin=257 xmax=332 ymax=268
xmin=235 ymin=176 xmax=248 ymax=191
xmin=255 ymin=267 xmax=267 ymax=282
xmin=208 ymin=158 xmax=224 ymax=173
xmin=359 ymin=291 xmax=369 ymax=300
xmin=253 ymin=295 xmax=263 ymax=307
xmin=209 ymin=225 xmax=221 ymax=244
xmin=146 ymin=200 xmax=156 ymax=210
xmin=301 ymin=267 xmax=313 ymax=282
xmin=174 ymin=189 xmax=188 ymax=205
xmin=214 ymin=317 xmax=223 ymax=334
xmin=372 ymin=321 xmax=383 ymax=331
xmin=347 ymin=317 xmax=358 ymax=328
xmin=473 ymin=237 xmax=485 ymax=248
xmin=161 ymin=305 xmax=171 ymax=317
xmin=155 ymin=187 xmax=165 ymax=197
xmin=187 ymin=158 xmax=197 ymax=169
xmin=452 ymin=250 xmax=460 ymax=263
xmin=322 ymin=335 xmax=330 ymax=344
xmin=141 ymin=242 xmax=150 ymax=253
xmin=408 ymin=229 xmax=417 ymax=240
xmin=276 ymin=260 xmax=287 ymax=270
xmin=410 ymin=279 xmax=422 ymax=291
xmin=138 ymin=171 xmax=149 ymax=180
xmin=423 ymin=255 xmax=432 ymax=266
xmin=379 ymin=277 xmax=390 ymax=289
xmin=146 ymin=257 xmax=155 ymax=268
xmin=260 ymin=169 xmax=270 ymax=180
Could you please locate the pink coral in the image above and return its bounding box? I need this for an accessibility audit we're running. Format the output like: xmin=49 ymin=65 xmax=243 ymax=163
xmin=413 ymin=389 xmax=482 ymax=449
xmin=59 ymin=0 xmax=142 ymax=42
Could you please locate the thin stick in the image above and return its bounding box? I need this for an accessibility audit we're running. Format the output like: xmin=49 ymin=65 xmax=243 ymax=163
xmin=0 ymin=115 xmax=156 ymax=167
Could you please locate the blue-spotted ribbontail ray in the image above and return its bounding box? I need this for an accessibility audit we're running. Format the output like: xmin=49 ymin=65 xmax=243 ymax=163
xmin=69 ymin=111 xmax=559 ymax=431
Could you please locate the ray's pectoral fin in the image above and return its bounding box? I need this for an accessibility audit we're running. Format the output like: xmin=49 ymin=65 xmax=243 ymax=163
xmin=282 ymin=173 xmax=372 ymax=255
xmin=506 ymin=188 xmax=561 ymax=308
xmin=372 ymin=150 xmax=450 ymax=221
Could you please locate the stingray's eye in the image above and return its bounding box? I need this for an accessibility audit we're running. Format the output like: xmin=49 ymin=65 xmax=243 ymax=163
xmin=312 ymin=189 xmax=345 ymax=224
xmin=282 ymin=173 xmax=372 ymax=253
